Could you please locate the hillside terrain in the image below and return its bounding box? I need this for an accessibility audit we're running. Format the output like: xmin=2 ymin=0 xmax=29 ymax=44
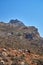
xmin=0 ymin=19 xmax=43 ymax=65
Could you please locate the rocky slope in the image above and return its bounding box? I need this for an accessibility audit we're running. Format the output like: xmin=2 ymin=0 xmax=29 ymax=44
xmin=0 ymin=19 xmax=43 ymax=55
xmin=0 ymin=47 xmax=43 ymax=65
xmin=0 ymin=19 xmax=43 ymax=65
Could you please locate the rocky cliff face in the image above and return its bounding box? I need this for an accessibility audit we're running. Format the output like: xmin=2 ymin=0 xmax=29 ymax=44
xmin=0 ymin=19 xmax=43 ymax=55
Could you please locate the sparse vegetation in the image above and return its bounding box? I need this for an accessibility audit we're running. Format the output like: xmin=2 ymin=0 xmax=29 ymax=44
xmin=0 ymin=19 xmax=43 ymax=65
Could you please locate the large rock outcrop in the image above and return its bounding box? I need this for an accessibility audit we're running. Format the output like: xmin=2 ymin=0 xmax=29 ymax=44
xmin=0 ymin=19 xmax=43 ymax=55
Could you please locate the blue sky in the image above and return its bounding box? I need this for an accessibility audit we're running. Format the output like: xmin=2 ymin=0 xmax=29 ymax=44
xmin=0 ymin=0 xmax=43 ymax=37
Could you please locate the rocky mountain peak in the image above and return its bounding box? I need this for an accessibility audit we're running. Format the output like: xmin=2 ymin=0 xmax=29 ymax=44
xmin=9 ymin=19 xmax=25 ymax=26
xmin=0 ymin=19 xmax=43 ymax=55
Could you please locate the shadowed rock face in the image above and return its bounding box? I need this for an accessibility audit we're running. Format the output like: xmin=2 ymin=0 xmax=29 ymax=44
xmin=0 ymin=19 xmax=43 ymax=55
xmin=9 ymin=19 xmax=25 ymax=26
